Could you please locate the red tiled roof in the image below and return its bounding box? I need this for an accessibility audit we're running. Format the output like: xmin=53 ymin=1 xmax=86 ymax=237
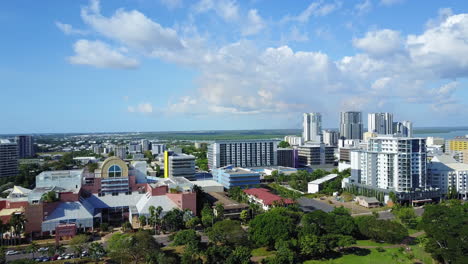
xmin=243 ymin=188 xmax=295 ymax=206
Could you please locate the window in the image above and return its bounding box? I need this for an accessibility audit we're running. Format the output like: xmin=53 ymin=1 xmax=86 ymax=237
xmin=108 ymin=165 xmax=122 ymax=177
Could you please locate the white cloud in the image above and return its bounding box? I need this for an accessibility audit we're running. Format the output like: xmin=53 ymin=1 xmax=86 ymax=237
xmin=353 ymin=29 xmax=403 ymax=56
xmin=64 ymin=1 xmax=468 ymax=119
xmin=160 ymin=0 xmax=183 ymax=9
xmin=81 ymin=0 xmax=184 ymax=54
xmin=282 ymin=1 xmax=342 ymax=23
xmin=242 ymin=9 xmax=265 ymax=36
xmin=55 ymin=21 xmax=87 ymax=35
xmin=281 ymin=26 xmax=309 ymax=43
xmin=193 ymin=0 xmax=239 ymax=22
xmin=355 ymin=0 xmax=372 ymax=15
xmin=68 ymin=39 xmax=139 ymax=69
xmin=128 ymin=103 xmax=153 ymax=113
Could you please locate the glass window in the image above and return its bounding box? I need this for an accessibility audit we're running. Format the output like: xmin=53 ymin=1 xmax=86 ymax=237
xmin=108 ymin=165 xmax=122 ymax=177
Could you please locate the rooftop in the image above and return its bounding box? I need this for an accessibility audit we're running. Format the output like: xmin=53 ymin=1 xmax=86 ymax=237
xmin=243 ymin=188 xmax=294 ymax=206
xmin=308 ymin=174 xmax=339 ymax=185
xmin=207 ymin=192 xmax=248 ymax=210
xmin=42 ymin=201 xmax=93 ymax=223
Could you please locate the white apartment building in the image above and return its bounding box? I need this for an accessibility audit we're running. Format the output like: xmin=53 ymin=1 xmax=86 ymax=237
xmin=428 ymin=155 xmax=468 ymax=199
xmin=284 ymin=136 xmax=304 ymax=146
xmin=303 ymin=113 xmax=322 ymax=143
xmin=368 ymin=113 xmax=393 ymax=135
xmin=208 ymin=140 xmax=277 ymax=169
xmin=322 ymin=130 xmax=339 ymax=146
xmin=350 ymin=136 xmax=427 ymax=192
xmin=393 ymin=121 xmax=413 ymax=137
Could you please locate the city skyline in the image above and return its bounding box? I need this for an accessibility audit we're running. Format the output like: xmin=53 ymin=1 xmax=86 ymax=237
xmin=1 ymin=0 xmax=468 ymax=134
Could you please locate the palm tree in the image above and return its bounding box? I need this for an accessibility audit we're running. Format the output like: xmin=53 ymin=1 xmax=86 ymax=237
xmin=138 ymin=215 xmax=147 ymax=228
xmin=27 ymin=241 xmax=39 ymax=259
xmin=9 ymin=213 xmax=27 ymax=245
xmin=0 ymin=222 xmax=9 ymax=246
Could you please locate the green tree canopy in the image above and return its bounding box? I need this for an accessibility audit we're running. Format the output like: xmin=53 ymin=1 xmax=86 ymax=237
xmin=420 ymin=201 xmax=468 ymax=264
xmin=278 ymin=141 xmax=291 ymax=148
xmin=248 ymin=208 xmax=296 ymax=248
xmin=207 ymin=219 xmax=247 ymax=247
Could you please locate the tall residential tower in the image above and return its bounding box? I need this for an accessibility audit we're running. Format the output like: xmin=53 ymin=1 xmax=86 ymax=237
xmin=339 ymin=111 xmax=363 ymax=140
xmin=368 ymin=113 xmax=393 ymax=135
xmin=303 ymin=113 xmax=322 ymax=143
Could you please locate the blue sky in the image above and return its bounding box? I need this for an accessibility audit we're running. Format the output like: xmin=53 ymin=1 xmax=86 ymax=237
xmin=1 ymin=0 xmax=467 ymax=133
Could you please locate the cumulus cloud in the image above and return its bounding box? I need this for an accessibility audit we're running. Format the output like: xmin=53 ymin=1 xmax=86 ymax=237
xmin=128 ymin=103 xmax=153 ymax=113
xmin=68 ymin=40 xmax=139 ymax=69
xmin=242 ymin=9 xmax=265 ymax=36
xmin=62 ymin=1 xmax=468 ymax=120
xmin=353 ymin=29 xmax=403 ymax=57
xmin=81 ymin=0 xmax=184 ymax=54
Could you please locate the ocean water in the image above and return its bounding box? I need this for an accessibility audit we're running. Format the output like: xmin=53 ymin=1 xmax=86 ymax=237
xmin=414 ymin=129 xmax=468 ymax=139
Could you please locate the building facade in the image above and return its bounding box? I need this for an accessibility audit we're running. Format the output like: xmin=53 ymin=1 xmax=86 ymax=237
xmin=0 ymin=140 xmax=18 ymax=178
xmin=212 ymin=166 xmax=260 ymax=189
xmin=446 ymin=137 xmax=468 ymax=152
xmin=284 ymin=136 xmax=304 ymax=146
xmin=15 ymin=135 xmax=34 ymax=158
xmin=277 ymin=148 xmax=299 ymax=168
xmin=350 ymin=136 xmax=427 ymax=192
xmin=339 ymin=111 xmax=363 ymax=140
xmin=115 ymin=146 xmax=127 ymax=160
xmin=303 ymin=112 xmax=322 ymax=143
xmin=322 ymin=130 xmax=339 ymax=146
xmin=164 ymin=151 xmax=196 ymax=180
xmin=428 ymin=155 xmax=468 ymax=199
xmin=368 ymin=113 xmax=393 ymax=135
xmin=207 ymin=140 xmax=277 ymax=169
xmin=393 ymin=121 xmax=413 ymax=137
xmin=298 ymin=143 xmax=335 ymax=167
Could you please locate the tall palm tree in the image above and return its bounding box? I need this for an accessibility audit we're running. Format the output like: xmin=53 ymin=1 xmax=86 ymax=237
xmin=0 ymin=222 xmax=9 ymax=246
xmin=9 ymin=213 xmax=27 ymax=245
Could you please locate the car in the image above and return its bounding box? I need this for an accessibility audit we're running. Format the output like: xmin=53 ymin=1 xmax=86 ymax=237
xmin=51 ymin=254 xmax=59 ymax=261
xmin=6 ymin=250 xmax=19 ymax=255
xmin=38 ymin=247 xmax=49 ymax=252
xmin=57 ymin=255 xmax=63 ymax=260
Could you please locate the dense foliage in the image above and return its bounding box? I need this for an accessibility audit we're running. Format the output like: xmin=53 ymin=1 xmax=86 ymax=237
xmin=420 ymin=201 xmax=468 ymax=264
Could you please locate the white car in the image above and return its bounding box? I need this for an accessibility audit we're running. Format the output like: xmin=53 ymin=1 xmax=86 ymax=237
xmin=6 ymin=250 xmax=19 ymax=255
xmin=38 ymin=247 xmax=48 ymax=252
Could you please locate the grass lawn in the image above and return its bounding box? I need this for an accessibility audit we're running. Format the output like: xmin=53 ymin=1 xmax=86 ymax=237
xmin=304 ymin=247 xmax=414 ymax=264
xmin=251 ymin=247 xmax=276 ymax=257
xmin=410 ymin=244 xmax=436 ymax=264
xmin=354 ymin=240 xmax=392 ymax=247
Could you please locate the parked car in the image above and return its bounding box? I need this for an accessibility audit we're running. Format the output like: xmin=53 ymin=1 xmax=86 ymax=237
xmin=51 ymin=254 xmax=59 ymax=261
xmin=38 ymin=247 xmax=49 ymax=252
xmin=6 ymin=250 xmax=19 ymax=255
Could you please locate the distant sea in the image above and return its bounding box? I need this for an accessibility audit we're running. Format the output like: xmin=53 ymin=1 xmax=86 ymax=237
xmin=414 ymin=129 xmax=468 ymax=139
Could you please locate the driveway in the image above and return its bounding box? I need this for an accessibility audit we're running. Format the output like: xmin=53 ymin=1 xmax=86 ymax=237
xmin=297 ymin=197 xmax=334 ymax=213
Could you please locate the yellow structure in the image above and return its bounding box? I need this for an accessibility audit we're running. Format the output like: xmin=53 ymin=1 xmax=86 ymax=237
xmin=164 ymin=151 xmax=169 ymax=178
xmin=448 ymin=138 xmax=468 ymax=151
xmin=363 ymin=132 xmax=377 ymax=142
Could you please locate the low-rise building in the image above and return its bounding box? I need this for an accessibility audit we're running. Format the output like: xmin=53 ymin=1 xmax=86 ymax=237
xmin=207 ymin=192 xmax=248 ymax=219
xmin=307 ymin=174 xmax=339 ymax=193
xmin=212 ymin=166 xmax=260 ymax=189
xmin=243 ymin=188 xmax=294 ymax=211
xmin=356 ymin=196 xmax=380 ymax=208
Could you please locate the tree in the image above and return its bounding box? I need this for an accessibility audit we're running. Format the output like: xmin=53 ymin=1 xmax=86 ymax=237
xmin=355 ymin=215 xmax=408 ymax=243
xmin=99 ymin=223 xmax=110 ymax=232
xmin=27 ymin=242 xmax=39 ymax=259
xmin=215 ymin=203 xmax=224 ymax=220
xmin=122 ymin=221 xmax=133 ymax=232
xmin=185 ymin=217 xmax=201 ymax=229
xmin=69 ymin=234 xmax=89 ymax=257
xmin=278 ymin=141 xmax=291 ymax=148
xmin=421 ymin=202 xmax=468 ymax=264
xmin=226 ymin=246 xmax=252 ymax=264
xmin=107 ymin=231 xmax=160 ymax=264
xmin=138 ymin=215 xmax=147 ymax=227
xmin=394 ymin=207 xmax=418 ymax=229
xmin=207 ymin=219 xmax=247 ymax=247
xmin=149 ymin=205 xmax=163 ymax=234
xmin=89 ymin=242 xmax=106 ymax=263
xmin=267 ymin=240 xmax=296 ymax=264
xmin=108 ymin=151 xmax=115 ymax=157
xmin=162 ymin=209 xmax=185 ymax=232
xmin=172 ymin=229 xmax=201 ymax=246
xmin=9 ymin=213 xmax=26 ymax=244
xmin=201 ymin=203 xmax=215 ymax=227
xmin=41 ymin=191 xmax=58 ymax=203
xmin=87 ymin=162 xmax=99 ymax=173
xmin=144 ymin=150 xmax=154 ymax=162
xmin=240 ymin=210 xmax=249 ymax=224
xmin=205 ymin=245 xmax=232 ymax=264
xmin=249 ymin=208 xmax=296 ymax=248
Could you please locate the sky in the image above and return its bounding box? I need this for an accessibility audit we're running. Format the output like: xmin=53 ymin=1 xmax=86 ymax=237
xmin=1 ymin=0 xmax=468 ymax=134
